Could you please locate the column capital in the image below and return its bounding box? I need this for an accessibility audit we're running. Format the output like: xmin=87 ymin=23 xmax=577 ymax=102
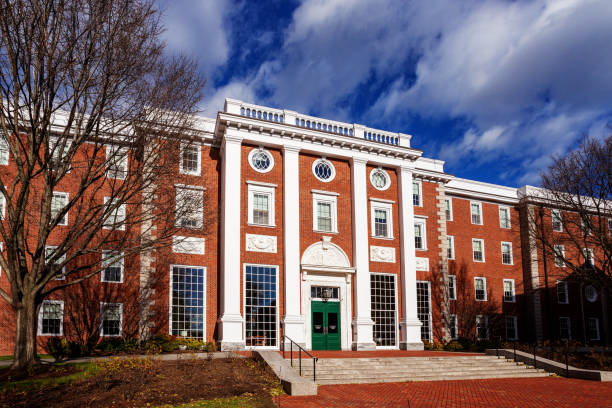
xmin=351 ymin=156 xmax=368 ymax=166
xmin=223 ymin=134 xmax=243 ymax=145
xmin=398 ymin=164 xmax=415 ymax=173
xmin=283 ymin=145 xmax=301 ymax=154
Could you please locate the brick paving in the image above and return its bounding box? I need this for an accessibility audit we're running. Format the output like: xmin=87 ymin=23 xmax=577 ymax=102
xmin=278 ymin=377 xmax=612 ymax=407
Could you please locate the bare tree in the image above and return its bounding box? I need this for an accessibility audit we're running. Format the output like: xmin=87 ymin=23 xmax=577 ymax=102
xmin=0 ymin=0 xmax=206 ymax=369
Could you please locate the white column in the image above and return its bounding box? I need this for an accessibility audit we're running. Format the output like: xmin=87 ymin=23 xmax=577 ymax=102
xmin=219 ymin=132 xmax=245 ymax=350
xmin=351 ymin=157 xmax=376 ymax=350
xmin=398 ymin=165 xmax=423 ymax=350
xmin=282 ymin=146 xmax=305 ymax=346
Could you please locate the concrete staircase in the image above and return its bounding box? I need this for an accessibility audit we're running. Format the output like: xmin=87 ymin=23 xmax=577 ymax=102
xmin=287 ymin=355 xmax=552 ymax=384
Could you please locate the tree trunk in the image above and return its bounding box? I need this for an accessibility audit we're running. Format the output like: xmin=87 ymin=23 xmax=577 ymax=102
xmin=11 ymin=298 xmax=40 ymax=370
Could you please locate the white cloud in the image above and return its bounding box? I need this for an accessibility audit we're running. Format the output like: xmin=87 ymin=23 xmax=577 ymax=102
xmin=200 ymin=80 xmax=256 ymax=115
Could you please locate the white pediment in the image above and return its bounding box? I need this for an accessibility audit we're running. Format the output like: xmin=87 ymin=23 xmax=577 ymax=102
xmin=301 ymin=237 xmax=351 ymax=269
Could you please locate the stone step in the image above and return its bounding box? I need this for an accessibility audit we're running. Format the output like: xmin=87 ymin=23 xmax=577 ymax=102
xmin=310 ymin=371 xmax=551 ymax=385
xmin=302 ymin=366 xmax=546 ymax=380
xmin=289 ymin=359 xmax=519 ymax=369
xmin=297 ymin=364 xmax=532 ymax=375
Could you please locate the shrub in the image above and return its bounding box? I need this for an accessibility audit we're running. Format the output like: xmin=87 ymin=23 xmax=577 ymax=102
xmin=431 ymin=341 xmax=444 ymax=351
xmin=423 ymin=341 xmax=433 ymax=350
xmin=45 ymin=338 xmax=70 ymax=361
xmin=445 ymin=341 xmax=463 ymax=352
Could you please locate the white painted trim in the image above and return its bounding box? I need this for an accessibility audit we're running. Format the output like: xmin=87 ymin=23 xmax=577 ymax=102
xmin=470 ymin=201 xmax=483 ymax=225
xmin=38 ymin=300 xmax=64 ymax=336
xmin=556 ymin=281 xmax=569 ymax=304
xmin=369 ymin=197 xmax=395 ymax=204
xmin=501 ymin=241 xmax=513 ymax=265
xmin=370 ymin=200 xmax=393 ymax=239
xmin=448 ymin=275 xmax=457 ymax=300
xmin=445 ymin=197 xmax=453 ymax=221
xmin=175 ymin=186 xmax=204 ymax=229
xmin=248 ymin=183 xmax=276 ymax=227
xmin=172 ymin=236 xmax=206 ymax=255
xmin=476 ymin=314 xmax=489 ymax=340
xmin=414 ymin=218 xmax=427 ymax=250
xmin=101 ymin=250 xmax=124 ymax=283
xmin=51 ymin=191 xmax=69 ymax=226
xmin=105 ymin=145 xmax=128 ymax=180
xmin=100 ymin=302 xmax=123 ymax=337
xmin=174 ymin=183 xmax=206 ymax=191
xmin=554 ymin=245 xmax=566 ymax=267
xmin=312 ymin=192 xmax=338 ymax=233
xmin=371 ymin=272 xmax=399 ymax=349
xmin=503 ymin=279 xmax=516 ymax=303
xmin=246 ymin=180 xmax=278 ymax=188
xmin=312 ymin=158 xmax=336 ymax=182
xmin=474 ymin=277 xmax=487 ymax=301
xmin=369 ymin=168 xmax=391 ymax=191
xmin=45 ymin=245 xmax=66 ymax=280
xmin=243 ymin=263 xmax=280 ymax=349
xmin=247 ymin=147 xmax=274 ymax=173
xmin=103 ymin=196 xmax=126 ymax=231
xmin=169 ymin=265 xmax=207 ymax=340
xmin=472 ymin=238 xmax=485 ymax=262
xmin=311 ymin=189 xmax=339 ymax=196
xmin=450 ymin=314 xmax=458 ymax=340
xmin=412 ymin=180 xmax=422 ymax=207
xmin=179 ymin=142 xmax=202 ymax=176
xmin=505 ymin=315 xmax=518 ymax=340
xmin=447 ymin=235 xmax=455 ymax=260
xmin=552 ymin=209 xmax=563 ymax=232
xmin=499 ymin=205 xmax=511 ymax=229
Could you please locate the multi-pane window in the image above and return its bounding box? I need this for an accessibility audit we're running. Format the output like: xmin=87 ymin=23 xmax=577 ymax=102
xmin=180 ymin=143 xmax=201 ymax=175
xmin=312 ymin=192 xmax=337 ymax=232
xmin=100 ymin=303 xmax=122 ymax=336
xmin=505 ymin=316 xmax=518 ymax=340
xmin=245 ymin=265 xmax=278 ymax=347
xmin=499 ymin=207 xmax=510 ymax=228
xmin=105 ymin=145 xmax=129 ymax=179
xmin=559 ymin=317 xmax=571 ymax=340
xmin=45 ymin=246 xmax=66 ymax=280
xmin=449 ymin=314 xmax=458 ymax=340
xmin=414 ymin=223 xmax=424 ymax=250
xmin=445 ymin=198 xmax=453 ymax=221
xmin=312 ymin=159 xmax=335 ymax=182
xmin=249 ymin=149 xmax=273 ymax=173
xmin=472 ymin=239 xmax=484 ymax=262
xmin=170 ymin=266 xmax=205 ymax=339
xmin=476 ymin=315 xmax=488 ymax=340
xmin=583 ymin=248 xmax=594 ymax=266
xmin=474 ymin=277 xmax=487 ymax=301
xmin=503 ymin=279 xmax=515 ymax=302
xmin=554 ymin=245 xmax=565 ymax=267
xmin=51 ymin=192 xmax=68 ymax=225
xmin=412 ymin=181 xmax=421 ymax=206
xmin=176 ymin=186 xmax=204 ymax=229
xmin=552 ymin=209 xmax=563 ymax=232
xmin=373 ymin=208 xmax=390 ymax=238
xmin=311 ymin=286 xmax=339 ymax=300
xmin=39 ymin=300 xmax=64 ymax=336
xmin=447 ymin=236 xmax=455 ymax=260
xmin=416 ymin=281 xmax=432 ymax=342
xmin=253 ymin=194 xmax=270 ymax=225
xmin=101 ymin=251 xmax=124 ymax=283
xmin=557 ymin=281 xmax=568 ymax=304
xmin=371 ymin=274 xmax=397 ymax=347
xmin=588 ymin=318 xmax=600 ymax=341
xmin=501 ymin=242 xmax=513 ymax=265
xmin=470 ymin=202 xmax=482 ymax=224
xmin=49 ymin=136 xmax=72 ymax=170
xmin=0 ymin=194 xmax=5 ymax=219
xmin=103 ymin=197 xmax=126 ymax=230
xmin=0 ymin=134 xmax=9 ymax=165
xmin=317 ymin=202 xmax=332 ymax=232
xmin=448 ymin=275 xmax=457 ymax=300
xmin=370 ymin=169 xmax=390 ymax=190
xmin=581 ymin=217 xmax=591 ymax=236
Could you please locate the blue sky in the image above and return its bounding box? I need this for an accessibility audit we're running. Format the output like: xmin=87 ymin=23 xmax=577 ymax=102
xmin=159 ymin=0 xmax=612 ymax=187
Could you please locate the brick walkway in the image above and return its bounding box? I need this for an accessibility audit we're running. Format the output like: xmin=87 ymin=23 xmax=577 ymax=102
xmin=278 ymin=377 xmax=612 ymax=407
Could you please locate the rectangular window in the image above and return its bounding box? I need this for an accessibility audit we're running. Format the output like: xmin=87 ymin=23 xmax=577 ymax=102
xmin=448 ymin=275 xmax=457 ymax=300
xmin=499 ymin=206 xmax=511 ymax=229
xmin=49 ymin=136 xmax=72 ymax=170
xmin=311 ymin=286 xmax=339 ymax=300
xmin=312 ymin=192 xmax=337 ymax=233
xmin=0 ymin=134 xmax=9 ymax=165
xmin=106 ymin=145 xmax=128 ymax=179
xmin=501 ymin=242 xmax=513 ymax=265
xmin=101 ymin=251 xmax=124 ymax=283
xmin=588 ymin=318 xmax=600 ymax=341
xmin=253 ymin=193 xmax=270 ymax=225
xmin=38 ymin=300 xmax=64 ymax=336
xmin=447 ymin=236 xmax=455 ymax=260
xmin=505 ymin=316 xmax=518 ymax=340
xmin=370 ymin=201 xmax=393 ymax=239
xmin=412 ymin=181 xmax=421 ymax=206
xmin=317 ymin=202 xmax=332 ymax=232
xmin=103 ymin=197 xmax=126 ymax=230
xmin=371 ymin=273 xmax=397 ymax=347
xmin=503 ymin=279 xmax=515 ymax=302
xmin=51 ymin=192 xmax=68 ymax=226
xmin=445 ymin=197 xmax=453 ymax=221
xmin=170 ymin=265 xmax=205 ymax=339
xmin=449 ymin=314 xmax=458 ymax=340
xmin=245 ymin=265 xmax=278 ymax=347
xmin=179 ymin=143 xmax=201 ymax=176
xmin=472 ymin=239 xmax=484 ymax=262
xmin=552 ymin=209 xmax=563 ymax=232
xmin=176 ymin=186 xmax=204 ymax=229
xmin=476 ymin=315 xmax=488 ymax=340
xmin=414 ymin=222 xmax=426 ymax=250
xmin=557 ymin=281 xmax=568 ymax=304
xmin=559 ymin=317 xmax=571 ymax=340
xmin=100 ymin=303 xmax=122 ymax=336
xmin=583 ymin=248 xmax=594 ymax=266
xmin=554 ymin=245 xmax=565 ymax=267
xmin=474 ymin=277 xmax=487 ymax=301
xmin=470 ymin=202 xmax=482 ymax=225
xmin=416 ymin=281 xmax=432 ymax=342
xmin=45 ymin=246 xmax=66 ymax=280
xmin=0 ymin=194 xmax=5 ymax=220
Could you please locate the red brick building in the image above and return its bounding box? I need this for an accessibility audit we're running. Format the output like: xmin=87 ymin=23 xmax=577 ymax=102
xmin=0 ymin=99 xmax=610 ymax=354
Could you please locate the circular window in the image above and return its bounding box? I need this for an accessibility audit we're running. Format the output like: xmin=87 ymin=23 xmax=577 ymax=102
xmin=248 ymin=148 xmax=274 ymax=173
xmin=312 ymin=158 xmax=336 ymax=182
xmin=370 ymin=168 xmax=390 ymax=191
xmin=585 ymin=285 xmax=598 ymax=303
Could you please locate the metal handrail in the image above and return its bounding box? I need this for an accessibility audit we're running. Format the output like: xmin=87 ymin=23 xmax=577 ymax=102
xmin=281 ymin=335 xmax=318 ymax=382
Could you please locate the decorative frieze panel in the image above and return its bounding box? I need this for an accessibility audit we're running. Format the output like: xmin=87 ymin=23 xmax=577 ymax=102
xmin=172 ymin=236 xmax=205 ymax=255
xmin=370 ymin=246 xmax=396 ymax=263
xmin=415 ymin=257 xmax=430 ymax=271
xmin=246 ymin=234 xmax=277 ymax=253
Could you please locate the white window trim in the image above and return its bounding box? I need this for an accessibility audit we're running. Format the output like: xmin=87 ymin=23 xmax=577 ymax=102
xmin=474 ymin=277 xmax=487 ymax=301
xmin=45 ymin=245 xmax=66 ymax=280
xmin=412 ymin=180 xmax=422 ymax=207
xmin=168 ymin=265 xmax=207 ymax=339
xmin=243 ymin=263 xmax=279 ymax=349
xmin=559 ymin=317 xmax=571 ymax=340
xmin=445 ymin=197 xmax=453 ymax=221
xmin=248 ymin=183 xmax=276 ymax=227
xmin=506 ymin=316 xmax=518 ymax=340
xmin=38 ymin=300 xmax=64 ymax=336
xmin=583 ymin=248 xmax=595 ymax=266
xmin=52 ymin=192 xmax=69 ymax=226
xmin=499 ymin=206 xmax=511 ymax=229
xmin=105 ymin=145 xmax=128 ymax=180
xmin=100 ymin=302 xmax=123 ymax=337
xmin=175 ymin=186 xmax=204 ymax=229
xmin=472 ymin=238 xmax=485 ymax=262
xmin=101 ymin=251 xmax=124 ymax=283
xmin=588 ymin=318 xmax=600 ymax=341
xmin=554 ymin=245 xmax=566 ymax=267
xmin=557 ymin=281 xmax=569 ymax=304
xmin=0 ymin=133 xmax=9 ymax=165
xmin=312 ymin=191 xmax=338 ymax=233
xmin=448 ymin=275 xmax=457 ymax=300
xmin=470 ymin=201 xmax=483 ymax=225
xmin=371 ymin=272 xmax=399 ymax=349
xmin=103 ymin=197 xmax=126 ymax=231
xmin=476 ymin=315 xmax=489 ymax=340
xmin=50 ymin=136 xmax=72 ymax=172
xmin=312 ymin=158 xmax=336 ymax=182
xmin=450 ymin=314 xmax=458 ymax=340
xmin=501 ymin=241 xmax=513 ymax=265
xmin=370 ymin=200 xmax=393 ymax=239
xmin=179 ymin=142 xmax=202 ymax=176
xmin=414 ymin=217 xmax=427 ymax=250
xmin=369 ymin=168 xmax=391 ymax=191
xmin=447 ymin=235 xmax=455 ymax=260
xmin=503 ymin=279 xmax=516 ymax=303
xmin=0 ymin=193 xmax=5 ymax=220
xmin=248 ymin=147 xmax=274 ymax=174
xmin=552 ymin=209 xmax=563 ymax=232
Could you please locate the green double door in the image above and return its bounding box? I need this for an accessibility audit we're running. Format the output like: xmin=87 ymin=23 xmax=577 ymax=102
xmin=311 ymin=301 xmax=341 ymax=350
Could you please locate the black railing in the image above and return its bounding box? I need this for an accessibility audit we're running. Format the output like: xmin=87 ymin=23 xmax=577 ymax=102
xmin=281 ymin=335 xmax=318 ymax=382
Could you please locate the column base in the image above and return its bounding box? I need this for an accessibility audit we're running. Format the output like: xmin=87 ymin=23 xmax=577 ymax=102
xmin=282 ymin=314 xmax=306 ymax=349
xmin=352 ymin=317 xmax=376 ymax=350
xmin=400 ymin=342 xmax=424 ymax=350
xmin=400 ymin=318 xmax=423 ymax=349
xmin=218 ymin=313 xmax=244 ymax=350
xmin=220 ymin=341 xmax=246 ymax=351
xmin=352 ymin=342 xmax=377 ymax=350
